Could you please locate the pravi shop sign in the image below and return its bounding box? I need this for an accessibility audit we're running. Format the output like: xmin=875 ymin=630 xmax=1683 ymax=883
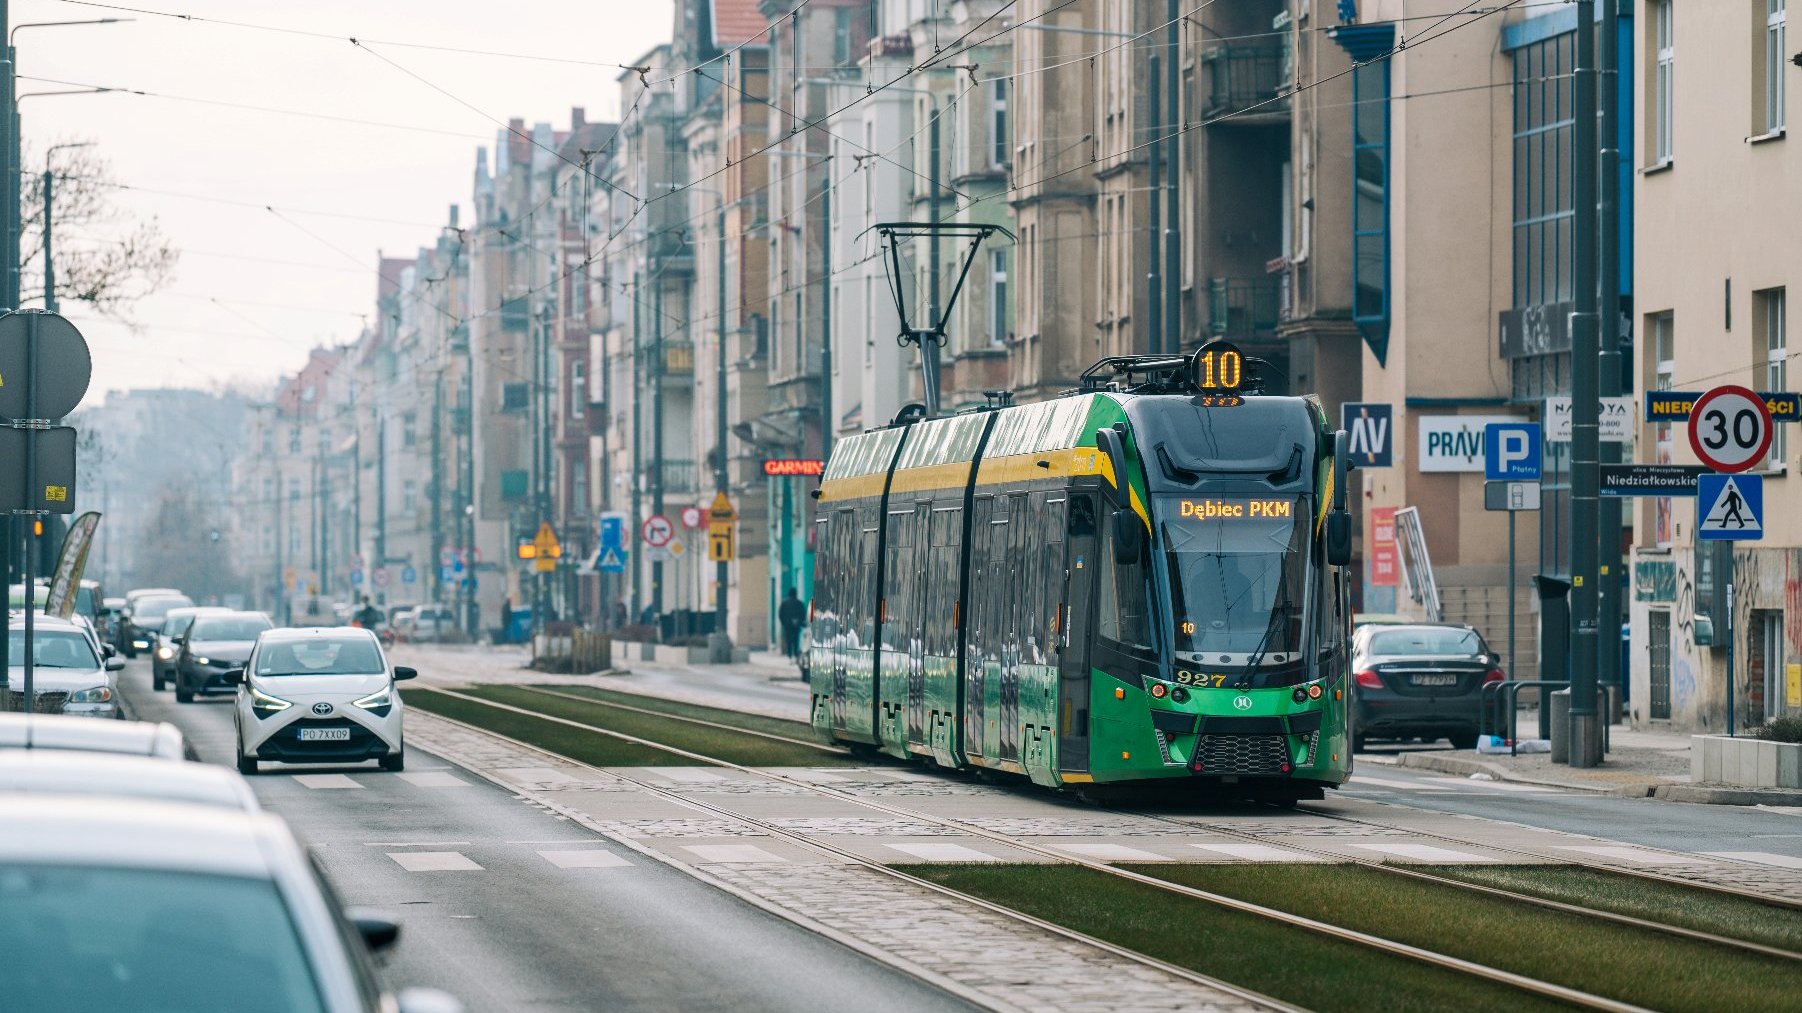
xmin=1417 ymin=415 xmax=1530 ymax=473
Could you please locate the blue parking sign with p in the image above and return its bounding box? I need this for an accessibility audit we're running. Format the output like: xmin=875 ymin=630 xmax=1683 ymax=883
xmin=1484 ymin=423 xmax=1542 ymax=481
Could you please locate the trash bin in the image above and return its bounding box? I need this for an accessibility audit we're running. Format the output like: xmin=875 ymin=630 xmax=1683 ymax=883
xmin=1549 ymin=688 xmax=1571 ymax=765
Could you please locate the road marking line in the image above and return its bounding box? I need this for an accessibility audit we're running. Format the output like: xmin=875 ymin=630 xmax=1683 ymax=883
xmin=539 ymin=849 xmax=633 ymax=869
xmin=683 ymin=844 xmax=786 ymax=864
xmin=1421 ymin=777 xmax=1556 ymax=793
xmin=396 ymin=771 xmax=470 ymax=788
xmin=1348 ymin=775 xmax=1455 ymax=791
xmin=886 ymin=842 xmax=1000 ymax=863
xmin=646 ymin=768 xmax=729 ymax=783
xmin=1058 ymin=842 xmax=1163 ymax=862
xmin=388 ymin=851 xmax=483 ymax=872
xmin=1185 ymin=842 xmax=1319 ymax=862
xmin=293 ymin=774 xmax=362 ymax=789
xmin=1704 ymin=851 xmax=1802 ymax=870
xmin=1552 ymin=845 xmax=1696 ymax=865
xmin=1344 ymin=841 xmax=1492 ymax=863
xmin=364 ymin=841 xmax=471 ymax=848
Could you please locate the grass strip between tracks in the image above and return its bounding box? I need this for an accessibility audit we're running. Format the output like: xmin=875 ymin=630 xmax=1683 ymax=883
xmin=1139 ymin=863 xmax=1799 ymax=1012
xmin=523 ymin=684 xmax=823 ymax=742
xmin=900 ymin=863 xmax=1560 ymax=1013
xmin=408 ymin=684 xmax=859 ymax=767
xmin=1422 ymin=864 xmax=1802 ymax=953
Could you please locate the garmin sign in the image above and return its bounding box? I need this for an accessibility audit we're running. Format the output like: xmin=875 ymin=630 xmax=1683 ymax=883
xmin=1418 ymin=415 xmax=1529 ymax=473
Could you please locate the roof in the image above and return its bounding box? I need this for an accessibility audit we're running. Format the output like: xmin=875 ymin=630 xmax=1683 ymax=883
xmin=0 ymin=794 xmax=283 ymax=877
xmin=0 ymin=753 xmax=259 ymax=811
xmin=711 ymin=0 xmax=769 ymax=48
xmin=0 ymin=714 xmax=189 ymax=759
xmin=260 ymin=626 xmax=378 ymax=643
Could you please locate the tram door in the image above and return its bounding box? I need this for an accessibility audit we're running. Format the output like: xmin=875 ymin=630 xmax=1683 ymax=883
xmin=1057 ymin=494 xmax=1100 ymax=772
xmin=998 ymin=495 xmax=1029 ymax=761
xmin=906 ymin=503 xmax=930 ymax=743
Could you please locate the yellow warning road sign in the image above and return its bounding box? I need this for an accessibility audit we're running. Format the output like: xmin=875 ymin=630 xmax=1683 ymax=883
xmin=709 ymin=491 xmax=737 ymax=523
xmin=708 ymin=522 xmax=735 ymax=562
xmin=533 ymin=521 xmax=562 ymax=558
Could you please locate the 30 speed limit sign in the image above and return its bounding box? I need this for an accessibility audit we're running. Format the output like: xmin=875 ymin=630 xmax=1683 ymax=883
xmin=1688 ymin=384 xmax=1773 ymax=474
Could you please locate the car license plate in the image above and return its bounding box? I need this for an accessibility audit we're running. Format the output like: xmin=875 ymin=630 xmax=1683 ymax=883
xmin=298 ymin=727 xmax=351 ymax=742
xmin=1410 ymin=673 xmax=1458 ymax=688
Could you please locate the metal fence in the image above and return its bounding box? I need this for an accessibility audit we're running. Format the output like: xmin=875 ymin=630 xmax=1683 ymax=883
xmin=1201 ymin=44 xmax=1291 ymax=120
xmin=1206 ymin=277 xmax=1282 ymax=338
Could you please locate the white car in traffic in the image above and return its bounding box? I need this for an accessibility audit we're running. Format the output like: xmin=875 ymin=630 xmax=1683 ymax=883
xmin=5 ymin=614 xmax=126 ymax=719
xmin=231 ymin=627 xmax=414 ymax=775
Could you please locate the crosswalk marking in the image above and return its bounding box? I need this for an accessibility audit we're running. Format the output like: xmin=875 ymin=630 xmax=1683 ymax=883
xmin=396 ymin=771 xmax=470 ymax=788
xmin=293 ymin=774 xmax=362 ymax=789
xmin=1059 ymin=842 xmax=1163 ymax=862
xmin=648 ymin=768 xmax=729 ymax=783
xmin=1704 ymin=851 xmax=1802 ymax=870
xmin=683 ymin=844 xmax=786 ymax=864
xmin=539 ymin=850 xmax=634 ymax=869
xmin=1345 ymin=841 xmax=1490 ymax=863
xmin=388 ymin=851 xmax=483 ymax=872
xmin=1553 ymin=845 xmax=1695 ymax=866
xmin=1348 ymin=775 xmax=1454 ymax=792
xmin=887 ymin=842 xmax=1000 ymax=862
xmin=1422 ymin=777 xmax=1555 ymax=793
xmin=1185 ymin=842 xmax=1317 ymax=862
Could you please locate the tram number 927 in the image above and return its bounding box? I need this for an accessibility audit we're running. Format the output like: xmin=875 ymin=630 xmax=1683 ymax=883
xmin=1171 ymin=671 xmax=1233 ymax=688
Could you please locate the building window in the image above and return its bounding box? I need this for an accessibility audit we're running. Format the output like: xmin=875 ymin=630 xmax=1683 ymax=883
xmin=1346 ymin=33 xmax=1393 ymax=365
xmin=1766 ymin=0 xmax=1789 ymax=134
xmin=1760 ymin=288 xmax=1788 ymax=466
xmin=402 ymin=480 xmax=417 ymax=514
xmin=288 ymin=478 xmax=301 ymax=502
xmin=833 ymin=8 xmax=853 ymax=66
xmin=988 ymin=249 xmax=1009 ymax=348
xmin=990 ymin=77 xmax=1009 ymax=168
xmin=1652 ymin=0 xmax=1674 ymax=163
xmin=289 ymin=427 xmax=301 ymax=454
xmin=1512 ymin=30 xmax=1576 ymax=311
xmin=1651 ymin=312 xmax=1675 ymax=547
xmin=401 ymin=413 xmax=417 ymax=448
xmin=570 ymin=359 xmax=586 ymax=419
xmin=502 ymin=382 xmax=530 ymax=413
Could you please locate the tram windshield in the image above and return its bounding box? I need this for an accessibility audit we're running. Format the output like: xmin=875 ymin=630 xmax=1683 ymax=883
xmin=1156 ymin=495 xmax=1310 ymax=668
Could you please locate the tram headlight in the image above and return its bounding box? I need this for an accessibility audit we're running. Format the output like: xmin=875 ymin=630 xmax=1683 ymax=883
xmin=1150 ymin=682 xmax=1168 ymax=699
xmin=1307 ymin=684 xmax=1323 ymax=700
xmin=1170 ymin=686 xmax=1189 ymax=703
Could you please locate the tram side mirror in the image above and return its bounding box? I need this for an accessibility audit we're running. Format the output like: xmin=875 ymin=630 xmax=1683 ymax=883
xmin=1095 ymin=427 xmax=1131 ymax=510
xmin=1326 ymin=510 xmax=1353 ymax=566
xmin=1331 ymin=430 xmax=1351 ymax=510
xmin=1112 ymin=509 xmax=1146 ymax=565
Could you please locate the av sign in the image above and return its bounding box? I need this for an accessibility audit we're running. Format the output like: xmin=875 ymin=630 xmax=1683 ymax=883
xmin=1340 ymin=402 xmax=1393 ymax=468
xmin=1418 ymin=416 xmax=1527 ymax=473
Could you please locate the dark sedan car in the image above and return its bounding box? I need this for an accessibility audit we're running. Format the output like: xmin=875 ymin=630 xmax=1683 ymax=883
xmin=175 ymin=612 xmax=274 ymax=703
xmin=1350 ymin=623 xmax=1504 ymax=751
xmin=122 ymin=594 xmax=193 ymax=658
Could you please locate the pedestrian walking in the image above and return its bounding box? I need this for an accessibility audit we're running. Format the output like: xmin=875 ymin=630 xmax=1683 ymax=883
xmin=778 ymin=588 xmax=806 ymax=658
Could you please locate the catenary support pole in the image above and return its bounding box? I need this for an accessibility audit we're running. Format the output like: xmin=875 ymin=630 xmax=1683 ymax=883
xmin=1596 ymin=0 xmax=1624 ymax=730
xmin=1163 ymin=0 xmax=1181 ymax=352
xmin=1147 ymin=53 xmax=1163 ymax=356
xmin=1507 ymin=510 xmax=1516 ymax=686
xmin=1 ymin=0 xmax=14 ymax=700
xmin=1567 ymin=0 xmax=1603 ymax=767
xmin=714 ymin=199 xmax=729 ymax=643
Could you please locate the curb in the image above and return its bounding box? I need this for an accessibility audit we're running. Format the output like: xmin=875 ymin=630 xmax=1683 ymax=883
xmin=1651 ymin=783 xmax=1802 ymax=806
xmin=1393 ymin=751 xmax=1618 ymax=794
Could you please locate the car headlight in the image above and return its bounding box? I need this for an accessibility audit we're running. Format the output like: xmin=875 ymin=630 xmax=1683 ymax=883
xmin=68 ymin=686 xmax=113 ymax=704
xmin=132 ymin=639 xmax=148 ymax=648
xmin=352 ymin=686 xmax=393 ymax=717
xmin=250 ymin=685 xmax=292 ymax=717
xmin=155 ymin=646 xmax=172 ymax=660
xmin=194 ymin=656 xmax=212 ymax=667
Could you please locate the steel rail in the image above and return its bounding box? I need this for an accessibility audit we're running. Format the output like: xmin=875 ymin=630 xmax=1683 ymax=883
xmin=414 ymin=686 xmax=1654 ymax=1013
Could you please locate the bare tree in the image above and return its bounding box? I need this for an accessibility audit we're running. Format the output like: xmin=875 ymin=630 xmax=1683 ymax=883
xmin=131 ymin=485 xmax=246 ymax=605
xmin=18 ymin=141 xmax=179 ymax=317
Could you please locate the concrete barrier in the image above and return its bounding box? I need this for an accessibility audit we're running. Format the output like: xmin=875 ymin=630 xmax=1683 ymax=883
xmin=1692 ymin=734 xmax=1802 ymax=788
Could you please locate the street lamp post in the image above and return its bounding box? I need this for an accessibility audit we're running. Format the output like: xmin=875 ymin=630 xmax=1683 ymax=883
xmin=41 ymin=140 xmax=93 ymax=312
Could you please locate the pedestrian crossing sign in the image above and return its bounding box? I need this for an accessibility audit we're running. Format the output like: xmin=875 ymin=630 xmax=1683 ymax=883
xmin=1697 ymin=473 xmax=1763 ymax=541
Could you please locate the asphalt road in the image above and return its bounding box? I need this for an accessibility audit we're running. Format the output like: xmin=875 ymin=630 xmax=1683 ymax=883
xmin=115 ymin=658 xmax=971 ymax=1013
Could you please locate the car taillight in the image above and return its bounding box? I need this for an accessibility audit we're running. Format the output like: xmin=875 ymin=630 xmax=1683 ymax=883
xmin=1354 ymin=670 xmax=1383 ymax=690
xmin=1484 ymin=668 xmax=1506 ymax=683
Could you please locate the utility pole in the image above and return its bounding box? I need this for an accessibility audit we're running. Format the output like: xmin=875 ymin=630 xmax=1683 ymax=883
xmin=536 ymin=302 xmax=551 ymax=636
xmin=630 ymin=267 xmax=643 ymax=619
xmin=1163 ymin=0 xmax=1182 ymax=351
xmin=375 ymin=410 xmax=385 ymax=602
xmin=1567 ymin=0 xmax=1603 ymax=767
xmin=650 ymin=267 xmax=665 ymax=618
xmin=819 ymin=164 xmax=833 ymax=458
xmin=273 ymin=458 xmax=284 ymax=621
xmin=1148 ymin=52 xmax=1163 ymax=355
xmin=1 ymin=0 xmax=15 ymax=696
xmin=1595 ymin=0 xmax=1624 ymax=725
xmin=713 ymin=198 xmax=730 ymax=644
xmin=431 ymin=370 xmax=443 ymax=607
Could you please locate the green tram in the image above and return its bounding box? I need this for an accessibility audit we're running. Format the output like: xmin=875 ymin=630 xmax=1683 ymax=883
xmin=807 ymin=343 xmax=1358 ymax=800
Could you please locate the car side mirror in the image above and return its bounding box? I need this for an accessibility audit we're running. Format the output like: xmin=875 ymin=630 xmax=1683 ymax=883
xmin=1326 ymin=510 xmax=1353 ymax=566
xmin=344 ymin=908 xmax=401 ymax=954
xmin=222 ymin=668 xmax=246 ymax=685
xmin=105 ymin=658 xmax=125 ymax=672
xmin=174 ymin=635 xmax=187 ymax=646
xmin=102 ymin=644 xmax=116 ymax=659
xmin=1112 ymin=509 xmax=1145 ymax=566
xmin=393 ymin=666 xmax=418 ymax=681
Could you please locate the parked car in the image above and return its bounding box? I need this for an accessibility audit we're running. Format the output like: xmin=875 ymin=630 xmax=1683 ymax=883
xmin=153 ymin=606 xmax=231 ymax=691
xmin=121 ymin=592 xmax=194 ymax=658
xmin=409 ymin=605 xmax=453 ymax=643
xmin=232 ymin=627 xmax=415 ymax=775
xmin=4 ymin=614 xmax=126 ymax=719
xmin=176 ymin=611 xmax=275 ymax=703
xmin=98 ymin=596 xmax=128 ymax=648
xmin=0 ymin=794 xmax=461 ymax=1012
xmin=1350 ymin=623 xmax=1505 ymax=751
xmin=0 ymin=713 xmax=191 ymax=759
xmin=0 ymin=751 xmax=260 ymax=811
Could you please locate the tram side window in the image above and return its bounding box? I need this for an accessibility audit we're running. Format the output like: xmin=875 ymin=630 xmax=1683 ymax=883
xmin=1097 ymin=512 xmax=1154 ymax=651
xmin=884 ymin=508 xmax=913 ymax=653
xmin=926 ymin=507 xmax=960 ymax=657
xmin=1040 ymin=498 xmax=1066 ymax=661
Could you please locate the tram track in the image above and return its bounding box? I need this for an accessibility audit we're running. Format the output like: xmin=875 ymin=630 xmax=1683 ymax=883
xmin=417 ymin=684 xmax=1669 ymax=1012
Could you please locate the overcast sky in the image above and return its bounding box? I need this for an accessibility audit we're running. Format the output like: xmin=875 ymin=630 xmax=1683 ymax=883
xmin=15 ymin=0 xmax=675 ymax=405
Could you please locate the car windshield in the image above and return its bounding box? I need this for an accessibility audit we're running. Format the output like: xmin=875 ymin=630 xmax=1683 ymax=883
xmin=256 ymin=638 xmax=384 ymax=677
xmin=1369 ymin=627 xmax=1483 ymax=657
xmin=1156 ymin=495 xmax=1310 ymax=665
xmin=6 ymin=631 xmax=100 ymax=670
xmin=191 ymin=617 xmax=273 ymax=641
xmin=133 ymin=597 xmax=193 ymax=623
xmin=161 ymin=614 xmax=200 ymax=636
xmin=0 ymin=864 xmax=325 ymax=1013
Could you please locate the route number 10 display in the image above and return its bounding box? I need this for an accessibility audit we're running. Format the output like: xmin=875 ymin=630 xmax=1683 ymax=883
xmin=1193 ymin=340 xmax=1244 ymax=392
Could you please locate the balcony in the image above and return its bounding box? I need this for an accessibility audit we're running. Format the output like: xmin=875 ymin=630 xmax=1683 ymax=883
xmin=641 ymin=458 xmax=697 ymax=495
xmin=1200 ymin=44 xmax=1291 ymax=123
xmin=660 ymin=340 xmax=694 ymax=378
xmin=1206 ymin=277 xmax=1281 ymax=339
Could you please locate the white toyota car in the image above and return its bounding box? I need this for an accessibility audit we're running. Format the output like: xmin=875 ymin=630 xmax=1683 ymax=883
xmin=230 ymin=627 xmax=415 ymax=776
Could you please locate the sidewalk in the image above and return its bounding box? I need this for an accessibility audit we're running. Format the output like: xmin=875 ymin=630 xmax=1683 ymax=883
xmin=390 ymin=641 xmax=811 ymax=722
xmin=1375 ymin=710 xmax=1802 ymax=804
